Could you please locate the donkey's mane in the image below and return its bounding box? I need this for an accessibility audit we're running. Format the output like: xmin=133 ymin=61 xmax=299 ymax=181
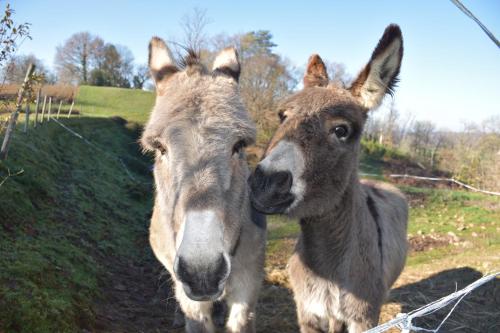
xmin=179 ymin=48 xmax=202 ymax=69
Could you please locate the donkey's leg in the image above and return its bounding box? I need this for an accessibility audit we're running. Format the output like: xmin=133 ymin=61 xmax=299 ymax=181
xmin=297 ymin=311 xmax=345 ymax=333
xmin=298 ymin=321 xmax=326 ymax=333
xmin=347 ymin=316 xmax=378 ymax=333
xmin=296 ymin=304 xmax=328 ymax=333
xmin=224 ymin=274 xmax=261 ymax=333
xmin=176 ymin=285 xmax=215 ymax=333
xmin=224 ymin=261 xmax=263 ymax=333
xmin=329 ymin=317 xmax=347 ymax=333
xmin=347 ymin=321 xmax=370 ymax=333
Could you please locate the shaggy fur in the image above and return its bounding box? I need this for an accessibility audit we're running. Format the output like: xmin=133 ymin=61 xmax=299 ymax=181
xmin=250 ymin=24 xmax=408 ymax=332
xmin=142 ymin=38 xmax=266 ymax=333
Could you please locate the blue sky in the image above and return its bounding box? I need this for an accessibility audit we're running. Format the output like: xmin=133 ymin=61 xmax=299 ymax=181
xmin=13 ymin=1 xmax=500 ymax=130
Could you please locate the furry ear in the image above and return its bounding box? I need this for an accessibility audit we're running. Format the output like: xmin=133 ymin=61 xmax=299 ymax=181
xmin=303 ymin=54 xmax=329 ymax=88
xmin=148 ymin=37 xmax=178 ymax=92
xmin=350 ymin=24 xmax=403 ymax=110
xmin=212 ymin=47 xmax=240 ymax=81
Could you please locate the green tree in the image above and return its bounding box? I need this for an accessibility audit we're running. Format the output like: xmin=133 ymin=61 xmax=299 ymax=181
xmin=132 ymin=64 xmax=149 ymax=89
xmin=90 ymin=44 xmax=133 ymax=88
xmin=240 ymin=30 xmax=277 ymax=58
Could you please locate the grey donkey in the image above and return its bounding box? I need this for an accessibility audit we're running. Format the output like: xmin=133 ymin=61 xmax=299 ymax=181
xmin=141 ymin=37 xmax=266 ymax=333
xmin=249 ymin=25 xmax=408 ymax=332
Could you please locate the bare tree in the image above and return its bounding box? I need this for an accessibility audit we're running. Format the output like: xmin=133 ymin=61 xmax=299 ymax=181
xmin=2 ymin=54 xmax=50 ymax=83
xmin=408 ymin=120 xmax=436 ymax=163
xmin=326 ymin=61 xmax=351 ymax=86
xmin=54 ymin=32 xmax=104 ymax=84
xmin=180 ymin=7 xmax=211 ymax=53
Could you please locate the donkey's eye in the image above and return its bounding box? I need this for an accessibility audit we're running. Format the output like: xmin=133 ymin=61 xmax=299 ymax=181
xmin=232 ymin=140 xmax=247 ymax=155
xmin=278 ymin=111 xmax=287 ymax=123
xmin=331 ymin=125 xmax=350 ymax=140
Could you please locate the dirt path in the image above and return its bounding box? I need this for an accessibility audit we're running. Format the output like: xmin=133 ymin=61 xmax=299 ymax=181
xmin=93 ymin=252 xmax=178 ymax=333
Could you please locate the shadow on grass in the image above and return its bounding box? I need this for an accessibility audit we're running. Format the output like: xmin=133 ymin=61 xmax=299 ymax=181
xmin=389 ymin=267 xmax=499 ymax=333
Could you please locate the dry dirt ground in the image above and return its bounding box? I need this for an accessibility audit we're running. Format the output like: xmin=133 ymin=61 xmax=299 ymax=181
xmin=92 ymin=185 xmax=499 ymax=333
xmin=91 ymin=242 xmax=499 ymax=333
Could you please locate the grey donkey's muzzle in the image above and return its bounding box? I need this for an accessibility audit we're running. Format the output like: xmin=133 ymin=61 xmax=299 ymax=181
xmin=173 ymin=210 xmax=231 ymax=301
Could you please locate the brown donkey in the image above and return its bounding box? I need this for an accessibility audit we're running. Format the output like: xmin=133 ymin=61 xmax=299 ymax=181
xmin=141 ymin=38 xmax=266 ymax=332
xmin=249 ymin=25 xmax=408 ymax=332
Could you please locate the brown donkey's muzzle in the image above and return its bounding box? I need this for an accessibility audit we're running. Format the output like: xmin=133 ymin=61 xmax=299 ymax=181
xmin=249 ymin=165 xmax=294 ymax=214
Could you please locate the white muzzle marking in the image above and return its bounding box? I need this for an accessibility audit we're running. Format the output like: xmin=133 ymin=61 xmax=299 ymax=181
xmin=259 ymin=140 xmax=306 ymax=210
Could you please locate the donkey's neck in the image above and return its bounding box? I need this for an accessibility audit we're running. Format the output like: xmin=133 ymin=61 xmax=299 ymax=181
xmin=297 ymin=172 xmax=363 ymax=277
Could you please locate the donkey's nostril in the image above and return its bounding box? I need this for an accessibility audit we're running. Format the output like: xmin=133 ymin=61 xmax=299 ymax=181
xmin=174 ymin=254 xmax=230 ymax=301
xmin=274 ymin=171 xmax=293 ymax=194
xmin=174 ymin=256 xmax=192 ymax=285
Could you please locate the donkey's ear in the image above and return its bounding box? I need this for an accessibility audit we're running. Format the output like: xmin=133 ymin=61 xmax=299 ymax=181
xmin=304 ymin=54 xmax=329 ymax=88
xmin=148 ymin=37 xmax=178 ymax=92
xmin=350 ymin=24 xmax=403 ymax=110
xmin=212 ymin=47 xmax=240 ymax=81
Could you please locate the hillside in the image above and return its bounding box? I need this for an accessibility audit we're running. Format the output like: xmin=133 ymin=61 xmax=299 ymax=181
xmin=0 ymin=90 xmax=172 ymax=331
xmin=0 ymin=86 xmax=498 ymax=332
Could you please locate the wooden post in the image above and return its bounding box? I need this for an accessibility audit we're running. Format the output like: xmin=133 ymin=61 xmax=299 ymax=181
xmin=56 ymin=100 xmax=63 ymax=119
xmin=40 ymin=95 xmax=47 ymax=124
xmin=47 ymin=97 xmax=52 ymax=121
xmin=67 ymin=100 xmax=75 ymax=118
xmin=34 ymin=88 xmax=41 ymax=128
xmin=23 ymin=92 xmax=31 ymax=133
xmin=0 ymin=64 xmax=35 ymax=160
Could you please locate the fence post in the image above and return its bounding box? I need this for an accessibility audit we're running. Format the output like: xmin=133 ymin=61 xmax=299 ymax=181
xmin=23 ymin=91 xmax=31 ymax=133
xmin=67 ymin=100 xmax=75 ymax=118
xmin=47 ymin=97 xmax=52 ymax=121
xmin=0 ymin=64 xmax=36 ymax=160
xmin=56 ymin=100 xmax=63 ymax=119
xmin=40 ymin=95 xmax=47 ymax=124
xmin=34 ymin=88 xmax=41 ymax=128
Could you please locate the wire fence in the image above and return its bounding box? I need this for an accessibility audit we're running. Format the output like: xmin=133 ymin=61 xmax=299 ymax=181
xmin=0 ymin=65 xmax=76 ymax=161
xmin=0 ymin=63 xmax=147 ymax=185
xmin=359 ymin=172 xmax=500 ymax=196
xmin=365 ymin=271 xmax=499 ymax=333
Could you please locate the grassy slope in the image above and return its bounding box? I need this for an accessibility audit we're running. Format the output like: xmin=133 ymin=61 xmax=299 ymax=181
xmin=0 ymin=86 xmax=153 ymax=332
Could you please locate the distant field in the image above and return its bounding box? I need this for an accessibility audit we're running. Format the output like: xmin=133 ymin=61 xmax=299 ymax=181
xmin=77 ymin=85 xmax=155 ymax=124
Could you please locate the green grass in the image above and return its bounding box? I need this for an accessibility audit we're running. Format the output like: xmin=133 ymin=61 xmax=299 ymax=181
xmin=77 ymin=85 xmax=154 ymax=124
xmin=0 ymin=113 xmax=153 ymax=332
xmin=266 ymin=185 xmax=500 ymax=268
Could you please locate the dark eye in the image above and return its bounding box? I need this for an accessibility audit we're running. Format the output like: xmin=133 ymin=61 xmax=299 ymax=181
xmin=332 ymin=125 xmax=349 ymax=140
xmin=278 ymin=111 xmax=287 ymax=123
xmin=232 ymin=140 xmax=247 ymax=155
